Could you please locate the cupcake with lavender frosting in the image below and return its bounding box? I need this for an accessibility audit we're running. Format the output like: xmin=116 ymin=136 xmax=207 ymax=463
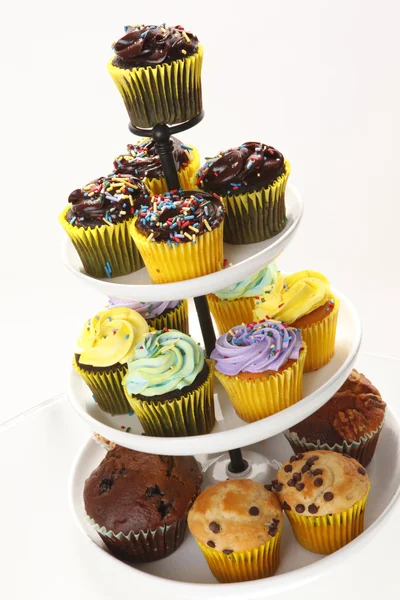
xmin=108 ymin=297 xmax=189 ymax=334
xmin=211 ymin=320 xmax=307 ymax=422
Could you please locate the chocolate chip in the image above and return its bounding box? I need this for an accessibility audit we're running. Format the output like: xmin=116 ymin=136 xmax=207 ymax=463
xmin=271 ymin=479 xmax=278 ymax=486
xmin=282 ymin=501 xmax=291 ymax=511
xmin=145 ymin=484 xmax=163 ymax=498
xmin=295 ymin=504 xmax=305 ymax=513
xmin=297 ymin=453 xmax=304 ymax=460
xmin=312 ymin=468 xmax=323 ymax=476
xmin=99 ymin=477 xmax=114 ymax=494
xmin=287 ymin=479 xmax=296 ymax=487
xmin=314 ymin=477 xmax=323 ymax=487
xmin=249 ymin=506 xmax=259 ymax=516
xmin=306 ymin=455 xmax=319 ymax=465
xmin=272 ymin=518 xmax=280 ymax=525
xmin=223 ymin=549 xmax=233 ymax=555
xmin=207 ymin=540 xmax=215 ymax=548
xmin=324 ymin=492 xmax=334 ymax=501
xmin=284 ymin=464 xmax=293 ymax=473
xmin=274 ymin=483 xmax=283 ymax=492
xmin=264 ymin=484 xmax=273 ymax=491
xmin=295 ymin=482 xmax=305 ymax=491
xmin=158 ymin=499 xmax=171 ymax=519
xmin=308 ymin=504 xmax=319 ymax=514
xmin=292 ymin=472 xmax=302 ymax=482
xmin=358 ymin=467 xmax=366 ymax=475
xmin=209 ymin=521 xmax=220 ymax=534
xmin=301 ymin=464 xmax=310 ymax=474
xmin=268 ymin=527 xmax=278 ymax=537
xmin=289 ymin=456 xmax=297 ymax=463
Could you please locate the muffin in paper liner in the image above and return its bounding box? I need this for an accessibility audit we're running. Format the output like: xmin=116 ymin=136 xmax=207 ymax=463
xmin=144 ymin=146 xmax=200 ymax=196
xmin=73 ymin=355 xmax=131 ymax=415
xmin=285 ymin=489 xmax=369 ymax=555
xmin=207 ymin=294 xmax=256 ymax=336
xmin=59 ymin=206 xmax=143 ymax=279
xmin=283 ymin=424 xmax=383 ymax=468
xmin=130 ymin=221 xmax=224 ymax=284
xmin=146 ymin=299 xmax=189 ymax=334
xmin=196 ymin=533 xmax=281 ymax=583
xmin=220 ymin=160 xmax=290 ymax=245
xmin=215 ymin=346 xmax=307 ymax=423
xmin=300 ymin=297 xmax=339 ymax=372
xmin=107 ymin=47 xmax=203 ymax=128
xmin=125 ymin=362 xmax=215 ymax=437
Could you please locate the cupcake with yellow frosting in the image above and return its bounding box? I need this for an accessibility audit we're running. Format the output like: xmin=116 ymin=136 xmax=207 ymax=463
xmin=123 ymin=329 xmax=215 ymax=436
xmin=207 ymin=263 xmax=278 ymax=335
xmin=107 ymin=296 xmax=189 ymax=335
xmin=73 ymin=307 xmax=149 ymax=414
xmin=254 ymin=271 xmax=339 ymax=372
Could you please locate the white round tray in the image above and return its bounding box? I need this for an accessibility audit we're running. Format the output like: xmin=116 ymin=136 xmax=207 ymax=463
xmin=61 ymin=184 xmax=303 ymax=300
xmin=70 ymin=407 xmax=400 ymax=598
xmin=67 ymin=289 xmax=362 ymax=455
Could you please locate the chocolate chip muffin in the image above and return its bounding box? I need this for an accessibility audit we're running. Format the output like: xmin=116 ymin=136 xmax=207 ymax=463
xmin=273 ymin=450 xmax=370 ymax=554
xmin=188 ymin=479 xmax=282 ymax=583
xmin=84 ymin=446 xmax=202 ymax=562
xmin=285 ymin=369 xmax=386 ymax=466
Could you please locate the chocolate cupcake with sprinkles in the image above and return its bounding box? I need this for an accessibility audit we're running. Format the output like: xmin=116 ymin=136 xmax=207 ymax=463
xmin=130 ymin=190 xmax=225 ymax=283
xmin=59 ymin=174 xmax=150 ymax=279
xmin=196 ymin=142 xmax=290 ymax=244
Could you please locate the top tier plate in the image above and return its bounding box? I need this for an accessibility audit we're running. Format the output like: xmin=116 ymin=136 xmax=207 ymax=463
xmin=61 ymin=184 xmax=303 ymax=300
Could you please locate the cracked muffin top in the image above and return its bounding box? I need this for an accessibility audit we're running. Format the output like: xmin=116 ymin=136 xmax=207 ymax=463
xmin=84 ymin=446 xmax=202 ymax=534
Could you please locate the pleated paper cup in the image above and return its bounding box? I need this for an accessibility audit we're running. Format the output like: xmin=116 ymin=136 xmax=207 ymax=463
xmin=196 ymin=532 xmax=281 ymax=583
xmin=220 ymin=160 xmax=290 ymax=244
xmin=215 ymin=347 xmax=306 ymax=423
xmin=125 ymin=363 xmax=215 ymax=437
xmin=144 ymin=146 xmax=200 ymax=196
xmin=147 ymin=299 xmax=189 ymax=334
xmin=300 ymin=298 xmax=339 ymax=372
xmin=285 ymin=488 xmax=369 ymax=555
xmin=107 ymin=47 xmax=203 ymax=128
xmin=73 ymin=355 xmax=131 ymax=415
xmin=130 ymin=221 xmax=224 ymax=283
xmin=59 ymin=207 xmax=143 ymax=279
xmin=207 ymin=294 xmax=256 ymax=336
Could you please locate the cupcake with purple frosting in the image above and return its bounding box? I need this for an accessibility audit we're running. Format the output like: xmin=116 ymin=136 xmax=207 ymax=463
xmin=108 ymin=297 xmax=189 ymax=334
xmin=211 ymin=320 xmax=307 ymax=422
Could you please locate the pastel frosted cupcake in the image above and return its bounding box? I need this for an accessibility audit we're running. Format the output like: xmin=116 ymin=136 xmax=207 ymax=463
xmin=196 ymin=142 xmax=290 ymax=244
xmin=285 ymin=369 xmax=386 ymax=467
xmin=73 ymin=307 xmax=149 ymax=414
xmin=84 ymin=446 xmax=202 ymax=562
xmin=211 ymin=320 xmax=306 ymax=422
xmin=59 ymin=175 xmax=149 ymax=278
xmin=123 ymin=329 xmax=215 ymax=436
xmin=207 ymin=263 xmax=278 ymax=335
xmin=188 ymin=479 xmax=282 ymax=583
xmin=130 ymin=190 xmax=225 ymax=283
xmin=113 ymin=137 xmax=200 ymax=195
xmin=108 ymin=296 xmax=189 ymax=334
xmin=254 ymin=270 xmax=339 ymax=372
xmin=274 ymin=450 xmax=370 ymax=554
xmin=108 ymin=25 xmax=203 ymax=128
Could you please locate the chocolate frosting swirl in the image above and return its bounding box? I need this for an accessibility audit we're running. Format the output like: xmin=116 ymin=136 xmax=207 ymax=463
xmin=135 ymin=190 xmax=225 ymax=244
xmin=197 ymin=142 xmax=285 ymax=195
xmin=67 ymin=175 xmax=150 ymax=229
xmin=112 ymin=25 xmax=199 ymax=68
xmin=113 ymin=137 xmax=193 ymax=179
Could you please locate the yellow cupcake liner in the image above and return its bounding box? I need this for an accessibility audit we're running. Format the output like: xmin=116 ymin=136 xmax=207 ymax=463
xmin=130 ymin=220 xmax=224 ymax=283
xmin=196 ymin=532 xmax=281 ymax=583
xmin=286 ymin=487 xmax=369 ymax=555
xmin=147 ymin=299 xmax=189 ymax=334
xmin=144 ymin=145 xmax=200 ymax=195
xmin=300 ymin=297 xmax=339 ymax=372
xmin=207 ymin=294 xmax=256 ymax=336
xmin=215 ymin=347 xmax=307 ymax=423
xmin=107 ymin=47 xmax=203 ymax=128
xmin=125 ymin=362 xmax=215 ymax=437
xmin=72 ymin=356 xmax=131 ymax=415
xmin=220 ymin=160 xmax=290 ymax=244
xmin=59 ymin=207 xmax=144 ymax=279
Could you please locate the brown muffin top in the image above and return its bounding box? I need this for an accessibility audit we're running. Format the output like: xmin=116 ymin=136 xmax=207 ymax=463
xmin=273 ymin=450 xmax=370 ymax=517
xmin=289 ymin=369 xmax=386 ymax=445
xmin=84 ymin=446 xmax=202 ymax=535
xmin=188 ymin=479 xmax=282 ymax=553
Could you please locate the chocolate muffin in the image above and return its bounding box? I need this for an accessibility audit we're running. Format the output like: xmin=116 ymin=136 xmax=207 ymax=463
xmin=84 ymin=446 xmax=202 ymax=562
xmin=285 ymin=369 xmax=386 ymax=466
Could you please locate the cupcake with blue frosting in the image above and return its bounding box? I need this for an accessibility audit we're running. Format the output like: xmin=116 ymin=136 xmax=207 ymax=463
xmin=108 ymin=297 xmax=189 ymax=334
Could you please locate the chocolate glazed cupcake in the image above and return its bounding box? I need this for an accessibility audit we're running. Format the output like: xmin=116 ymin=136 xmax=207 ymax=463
xmin=84 ymin=446 xmax=202 ymax=562
xmin=196 ymin=142 xmax=290 ymax=244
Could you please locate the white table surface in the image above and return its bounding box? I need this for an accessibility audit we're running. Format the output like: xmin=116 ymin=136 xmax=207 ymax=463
xmin=1 ymin=353 xmax=399 ymax=600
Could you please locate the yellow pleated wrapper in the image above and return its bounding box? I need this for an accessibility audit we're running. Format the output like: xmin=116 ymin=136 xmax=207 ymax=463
xmin=130 ymin=221 xmax=224 ymax=283
xmin=59 ymin=207 xmax=143 ymax=279
xmin=196 ymin=531 xmax=281 ymax=583
xmin=125 ymin=361 xmax=215 ymax=437
xmin=215 ymin=346 xmax=307 ymax=423
xmin=72 ymin=356 xmax=131 ymax=415
xmin=220 ymin=160 xmax=291 ymax=244
xmin=300 ymin=298 xmax=339 ymax=372
xmin=286 ymin=487 xmax=369 ymax=555
xmin=147 ymin=299 xmax=189 ymax=334
xmin=207 ymin=294 xmax=257 ymax=336
xmin=144 ymin=146 xmax=200 ymax=196
xmin=107 ymin=47 xmax=203 ymax=128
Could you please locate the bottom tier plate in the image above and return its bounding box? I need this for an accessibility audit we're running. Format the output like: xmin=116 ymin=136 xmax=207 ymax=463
xmin=69 ymin=407 xmax=400 ymax=599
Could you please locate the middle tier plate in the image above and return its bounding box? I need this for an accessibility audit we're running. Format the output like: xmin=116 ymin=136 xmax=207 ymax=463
xmin=67 ymin=290 xmax=362 ymax=455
